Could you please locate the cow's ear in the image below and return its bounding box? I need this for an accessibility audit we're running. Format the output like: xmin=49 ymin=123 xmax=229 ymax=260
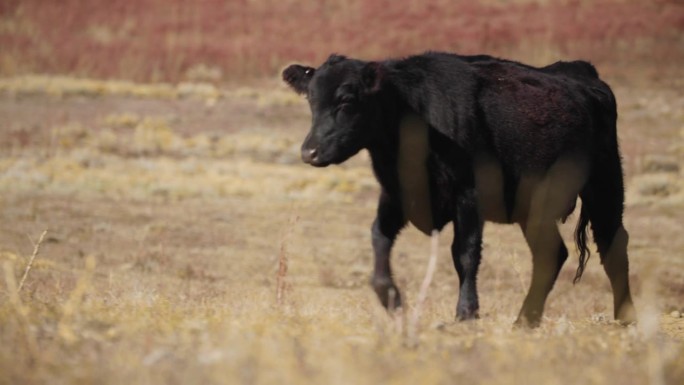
xmin=282 ymin=64 xmax=315 ymax=95
xmin=361 ymin=62 xmax=384 ymax=94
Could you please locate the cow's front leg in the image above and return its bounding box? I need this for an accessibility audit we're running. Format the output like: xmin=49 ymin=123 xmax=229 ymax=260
xmin=371 ymin=191 xmax=406 ymax=311
xmin=452 ymin=194 xmax=483 ymax=320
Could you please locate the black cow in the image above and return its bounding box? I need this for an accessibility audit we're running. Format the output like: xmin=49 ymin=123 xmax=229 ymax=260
xmin=282 ymin=52 xmax=636 ymax=327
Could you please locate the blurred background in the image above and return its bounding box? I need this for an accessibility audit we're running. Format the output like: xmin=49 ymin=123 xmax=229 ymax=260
xmin=1 ymin=0 xmax=682 ymax=84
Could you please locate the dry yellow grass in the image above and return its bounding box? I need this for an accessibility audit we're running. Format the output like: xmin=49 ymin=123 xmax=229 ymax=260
xmin=0 ymin=77 xmax=683 ymax=385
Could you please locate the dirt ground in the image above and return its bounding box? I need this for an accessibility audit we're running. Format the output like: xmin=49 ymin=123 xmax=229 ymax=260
xmin=0 ymin=76 xmax=683 ymax=385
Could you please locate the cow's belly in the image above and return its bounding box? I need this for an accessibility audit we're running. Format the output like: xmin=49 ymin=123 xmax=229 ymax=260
xmin=397 ymin=114 xmax=433 ymax=235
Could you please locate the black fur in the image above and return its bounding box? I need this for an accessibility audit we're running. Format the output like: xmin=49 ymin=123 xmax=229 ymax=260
xmin=282 ymin=52 xmax=636 ymax=327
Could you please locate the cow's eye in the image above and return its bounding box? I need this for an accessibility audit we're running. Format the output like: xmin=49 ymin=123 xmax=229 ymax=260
xmin=337 ymin=102 xmax=354 ymax=115
xmin=337 ymin=96 xmax=355 ymax=113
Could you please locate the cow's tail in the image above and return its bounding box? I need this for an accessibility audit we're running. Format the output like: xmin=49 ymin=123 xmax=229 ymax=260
xmin=572 ymin=74 xmax=619 ymax=285
xmin=573 ymin=195 xmax=592 ymax=284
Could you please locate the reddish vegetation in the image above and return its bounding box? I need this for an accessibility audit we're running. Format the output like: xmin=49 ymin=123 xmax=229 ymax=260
xmin=0 ymin=0 xmax=682 ymax=82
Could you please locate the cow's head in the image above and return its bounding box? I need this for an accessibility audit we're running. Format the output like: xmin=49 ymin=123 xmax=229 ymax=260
xmin=282 ymin=55 xmax=384 ymax=167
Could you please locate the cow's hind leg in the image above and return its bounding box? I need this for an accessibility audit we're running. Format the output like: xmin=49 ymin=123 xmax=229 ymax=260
xmin=599 ymin=224 xmax=635 ymax=324
xmin=515 ymin=220 xmax=568 ymax=327
xmin=580 ymin=158 xmax=636 ymax=324
xmin=371 ymin=191 xmax=406 ymax=310
xmin=513 ymin=159 xmax=586 ymax=327
xmin=452 ymin=194 xmax=483 ymax=320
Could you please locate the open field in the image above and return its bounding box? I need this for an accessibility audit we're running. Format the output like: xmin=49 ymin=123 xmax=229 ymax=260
xmin=0 ymin=75 xmax=683 ymax=384
xmin=1 ymin=0 xmax=684 ymax=383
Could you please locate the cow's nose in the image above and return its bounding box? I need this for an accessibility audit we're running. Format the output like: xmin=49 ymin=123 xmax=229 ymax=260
xmin=301 ymin=147 xmax=318 ymax=164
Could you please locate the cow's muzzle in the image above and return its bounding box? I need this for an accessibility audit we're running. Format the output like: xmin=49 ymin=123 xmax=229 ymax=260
xmin=301 ymin=147 xmax=318 ymax=164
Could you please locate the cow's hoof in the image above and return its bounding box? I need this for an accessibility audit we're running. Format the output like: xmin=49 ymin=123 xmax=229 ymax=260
xmin=513 ymin=313 xmax=542 ymax=329
xmin=615 ymin=300 xmax=637 ymax=326
xmin=456 ymin=305 xmax=480 ymax=321
xmin=371 ymin=277 xmax=402 ymax=310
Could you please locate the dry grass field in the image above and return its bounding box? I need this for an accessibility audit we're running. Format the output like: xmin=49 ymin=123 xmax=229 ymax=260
xmin=0 ymin=74 xmax=682 ymax=385
xmin=1 ymin=0 xmax=684 ymax=384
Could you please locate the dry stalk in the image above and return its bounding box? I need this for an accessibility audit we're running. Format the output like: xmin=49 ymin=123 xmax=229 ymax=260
xmin=3 ymin=261 xmax=39 ymax=361
xmin=639 ymin=262 xmax=665 ymax=385
xmin=407 ymin=230 xmax=439 ymax=346
xmin=276 ymin=215 xmax=299 ymax=306
xmin=18 ymin=229 xmax=48 ymax=293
